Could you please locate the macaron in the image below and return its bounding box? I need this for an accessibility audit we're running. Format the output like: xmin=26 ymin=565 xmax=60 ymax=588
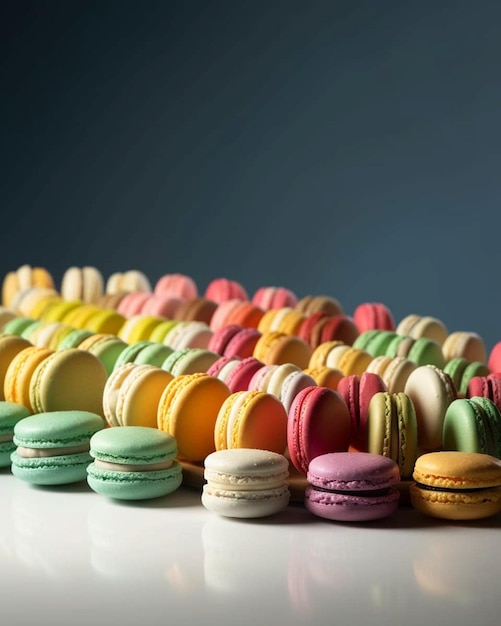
xmin=443 ymin=357 xmax=489 ymax=396
xmin=302 ymin=365 xmax=343 ymax=391
xmin=367 ymin=391 xmax=418 ymax=479
xmin=87 ymin=426 xmax=183 ymax=500
xmin=0 ymin=334 xmax=33 ymax=400
xmin=223 ymin=357 xmax=264 ymax=393
xmin=77 ymin=333 xmax=129 ymax=375
xmin=162 ymin=320 xmax=213 ymax=350
xmin=395 ymin=314 xmax=448 ymax=346
xmin=202 ymin=448 xmax=290 ymax=518
xmin=11 ymin=409 xmax=105 ymax=485
xmin=204 ymin=277 xmax=248 ymax=303
xmin=106 ymin=269 xmax=152 ymax=294
xmin=365 ymin=355 xmax=417 ymax=393
xmin=252 ymin=286 xmax=298 ymax=311
xmin=3 ymin=345 xmax=54 ymax=411
xmin=410 ymin=451 xmax=501 ymax=520
xmin=287 ymin=386 xmax=351 ymax=475
xmin=102 ymin=363 xmax=173 ymax=428
xmin=214 ymin=390 xmax=288 ymax=454
xmin=442 ymin=397 xmax=501 ymax=458
xmin=275 ymin=369 xmax=317 ymax=414
xmin=353 ymin=302 xmax=395 ymax=333
xmin=295 ymin=295 xmax=343 ymax=317
xmin=0 ymin=401 xmax=31 ymax=467
xmin=161 ymin=347 xmax=220 ymax=376
xmin=403 ymin=364 xmax=457 ymax=452
xmin=140 ymin=293 xmax=184 ymax=319
xmin=28 ymin=348 xmax=108 ymax=416
xmin=154 ymin=272 xmax=198 ymax=299
xmin=253 ymin=331 xmax=312 ymax=369
xmin=173 ymin=297 xmax=218 ymax=325
xmin=337 ymin=372 xmax=388 ymax=452
xmin=466 ymin=373 xmax=501 ymax=412
xmin=305 ymin=452 xmax=400 ymax=522
xmin=442 ymin=331 xmax=487 ymax=364
xmin=57 ymin=328 xmax=95 ymax=350
xmin=60 ymin=266 xmax=104 ymax=304
xmin=157 ymin=373 xmax=231 ymax=462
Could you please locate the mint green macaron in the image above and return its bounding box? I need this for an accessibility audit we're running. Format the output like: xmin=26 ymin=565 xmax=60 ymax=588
xmin=11 ymin=410 xmax=106 ymax=485
xmin=0 ymin=401 xmax=31 ymax=468
xmin=87 ymin=426 xmax=183 ymax=500
xmin=161 ymin=347 xmax=219 ymax=376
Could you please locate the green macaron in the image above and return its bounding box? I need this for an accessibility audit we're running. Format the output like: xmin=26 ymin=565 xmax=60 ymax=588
xmin=11 ymin=410 xmax=106 ymax=485
xmin=112 ymin=340 xmax=155 ymax=371
xmin=443 ymin=397 xmax=501 ymax=458
xmin=2 ymin=317 xmax=38 ymax=337
xmin=0 ymin=401 xmax=31 ymax=468
xmin=87 ymin=426 xmax=183 ymax=500
xmin=161 ymin=347 xmax=219 ymax=376
xmin=444 ymin=358 xmax=489 ymax=396
xmin=57 ymin=328 xmax=95 ymax=350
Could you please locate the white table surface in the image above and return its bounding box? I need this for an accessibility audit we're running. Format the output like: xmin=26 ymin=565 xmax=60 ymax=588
xmin=1 ymin=468 xmax=500 ymax=626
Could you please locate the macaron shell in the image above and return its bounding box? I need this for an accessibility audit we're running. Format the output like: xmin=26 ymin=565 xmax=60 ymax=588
xmin=3 ymin=346 xmax=54 ymax=411
xmin=288 ymin=386 xmax=351 ymax=475
xmin=442 ymin=331 xmax=487 ymax=364
xmin=225 ymin=391 xmax=288 ymax=454
xmin=404 ymin=365 xmax=457 ymax=451
xmin=0 ymin=401 xmax=31 ymax=467
xmin=28 ymin=348 xmax=107 ymax=416
xmin=442 ymin=398 xmax=491 ymax=454
xmin=367 ymin=392 xmax=399 ymax=460
xmin=11 ymin=451 xmax=95 ymax=485
xmin=0 ymin=335 xmax=33 ymax=400
xmin=115 ymin=365 xmax=173 ymax=428
xmin=102 ymin=362 xmax=138 ymax=427
xmin=157 ymin=373 xmax=231 ymax=462
xmin=87 ymin=462 xmax=183 ymax=500
xmin=305 ymin=484 xmax=400 ymax=522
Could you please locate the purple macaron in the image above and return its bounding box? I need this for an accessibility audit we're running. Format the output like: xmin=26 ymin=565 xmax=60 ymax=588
xmin=305 ymin=452 xmax=400 ymax=522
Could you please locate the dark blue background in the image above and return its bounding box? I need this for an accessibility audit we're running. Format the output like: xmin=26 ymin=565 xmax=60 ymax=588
xmin=3 ymin=1 xmax=501 ymax=349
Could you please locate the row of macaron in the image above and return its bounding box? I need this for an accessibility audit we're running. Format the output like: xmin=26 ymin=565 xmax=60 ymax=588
xmin=5 ymin=265 xmax=501 ymax=369
xmin=3 ymin=402 xmax=501 ymax=523
xmin=2 ymin=294 xmax=499 ymax=392
xmin=1 ymin=324 xmax=500 ymax=488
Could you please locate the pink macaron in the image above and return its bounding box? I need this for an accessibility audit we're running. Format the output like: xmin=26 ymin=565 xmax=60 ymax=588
xmin=117 ymin=292 xmax=152 ymax=318
xmin=204 ymin=278 xmax=248 ymax=303
xmin=353 ymin=302 xmax=395 ymax=334
xmin=337 ymin=372 xmax=388 ymax=452
xmin=252 ymin=286 xmax=298 ymax=311
xmin=207 ymin=324 xmax=261 ymax=359
xmin=140 ymin=293 xmax=184 ymax=318
xmin=305 ymin=452 xmax=400 ymax=522
xmin=287 ymin=386 xmax=351 ymax=475
xmin=224 ymin=357 xmax=265 ymax=393
xmin=466 ymin=373 xmax=501 ymax=413
xmin=154 ymin=273 xmax=198 ymax=299
xmin=488 ymin=341 xmax=501 ymax=374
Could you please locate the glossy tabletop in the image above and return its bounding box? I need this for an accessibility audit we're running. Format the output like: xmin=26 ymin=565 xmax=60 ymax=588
xmin=1 ymin=468 xmax=500 ymax=626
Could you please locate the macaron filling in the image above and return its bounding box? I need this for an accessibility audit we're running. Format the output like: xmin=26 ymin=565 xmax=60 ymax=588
xmin=92 ymin=458 xmax=174 ymax=472
xmin=15 ymin=443 xmax=90 ymax=457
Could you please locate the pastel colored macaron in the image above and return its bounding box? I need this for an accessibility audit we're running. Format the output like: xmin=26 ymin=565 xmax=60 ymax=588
xmin=395 ymin=314 xmax=448 ymax=346
xmin=154 ymin=273 xmax=198 ymax=299
xmin=0 ymin=401 xmax=31 ymax=467
xmin=11 ymin=410 xmax=105 ymax=485
xmin=367 ymin=391 xmax=418 ymax=479
xmin=102 ymin=363 xmax=173 ymax=428
xmin=202 ymin=448 xmax=290 ymax=518
xmin=410 ymin=451 xmax=501 ymax=520
xmin=87 ymin=426 xmax=183 ymax=500
xmin=252 ymin=286 xmax=298 ymax=311
xmin=2 ymin=264 xmax=55 ymax=307
xmin=305 ymin=452 xmax=400 ymax=522
xmin=208 ymin=324 xmax=261 ymax=359
xmin=205 ymin=277 xmax=248 ymax=303
xmin=77 ymin=333 xmax=129 ymax=375
xmin=0 ymin=334 xmax=33 ymax=400
xmin=157 ymin=373 xmax=231 ymax=462
xmin=173 ymin=297 xmax=218 ymax=325
xmin=140 ymin=293 xmax=183 ymax=318
xmin=295 ymin=294 xmax=343 ymax=317
xmin=222 ymin=357 xmax=264 ymax=393
xmin=3 ymin=346 xmax=54 ymax=411
xmin=444 ymin=357 xmax=489 ymax=396
xmin=85 ymin=308 xmax=126 ymax=335
xmin=57 ymin=328 xmax=95 ymax=350
xmin=337 ymin=372 xmax=388 ymax=452
xmin=303 ymin=365 xmax=343 ymax=391
xmin=28 ymin=348 xmax=108 ymax=416
xmin=118 ymin=314 xmax=165 ymax=344
xmin=404 ymin=365 xmax=457 ymax=451
xmin=215 ymin=390 xmax=288 ymax=454
xmin=106 ymin=269 xmax=152 ymax=294
xmin=253 ymin=331 xmax=312 ymax=369
xmin=0 ymin=307 xmax=18 ymax=331
xmin=60 ymin=266 xmax=104 ymax=304
xmin=442 ymin=397 xmax=501 ymax=458
xmin=162 ymin=320 xmax=213 ymax=350
xmin=353 ymin=302 xmax=395 ymax=333
xmin=466 ymin=373 xmax=501 ymax=412
xmin=442 ymin=331 xmax=487 ymax=364
xmin=161 ymin=347 xmax=220 ymax=376
xmin=365 ymin=355 xmax=417 ymax=393
xmin=287 ymin=386 xmax=351 ymax=475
